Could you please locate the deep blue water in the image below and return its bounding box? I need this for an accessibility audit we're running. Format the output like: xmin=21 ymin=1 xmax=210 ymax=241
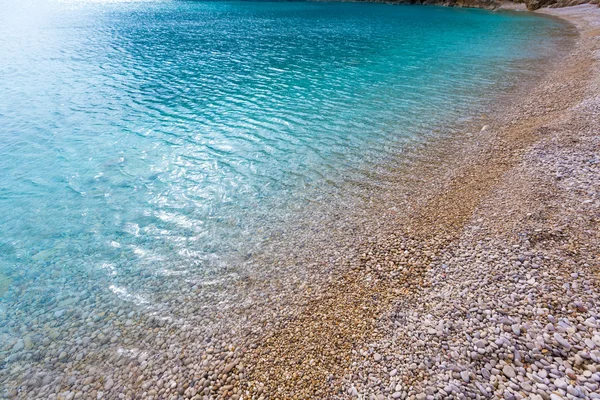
xmin=0 ymin=1 xmax=568 ymax=336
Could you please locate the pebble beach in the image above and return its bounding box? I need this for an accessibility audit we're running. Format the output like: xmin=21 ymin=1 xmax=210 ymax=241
xmin=338 ymin=5 xmax=600 ymax=399
xmin=1 ymin=4 xmax=600 ymax=400
xmin=241 ymin=5 xmax=600 ymax=399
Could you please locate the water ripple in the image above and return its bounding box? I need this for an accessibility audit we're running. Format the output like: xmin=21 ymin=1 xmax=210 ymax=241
xmin=0 ymin=0 xmax=570 ymax=326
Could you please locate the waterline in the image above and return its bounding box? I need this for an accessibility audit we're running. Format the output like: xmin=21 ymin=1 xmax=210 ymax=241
xmin=0 ymin=1 xmax=573 ymax=397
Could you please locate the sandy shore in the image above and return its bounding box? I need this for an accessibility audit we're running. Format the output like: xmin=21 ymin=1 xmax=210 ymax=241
xmin=235 ymin=4 xmax=600 ymax=399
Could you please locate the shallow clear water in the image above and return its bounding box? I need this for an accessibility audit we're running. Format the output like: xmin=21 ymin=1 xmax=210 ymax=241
xmin=0 ymin=1 xmax=568 ymax=330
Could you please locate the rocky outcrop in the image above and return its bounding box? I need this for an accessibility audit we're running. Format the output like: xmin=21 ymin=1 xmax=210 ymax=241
xmin=356 ymin=0 xmax=599 ymax=11
xmin=372 ymin=0 xmax=501 ymax=9
xmin=521 ymin=0 xmax=598 ymax=11
xmin=352 ymin=0 xmax=490 ymax=9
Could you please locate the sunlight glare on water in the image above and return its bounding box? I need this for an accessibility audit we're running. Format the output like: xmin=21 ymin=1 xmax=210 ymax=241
xmin=0 ymin=0 xmax=569 ymax=330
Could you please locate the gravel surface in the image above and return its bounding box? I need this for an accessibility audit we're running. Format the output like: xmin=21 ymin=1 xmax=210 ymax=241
xmin=1 ymin=5 xmax=598 ymax=400
xmin=238 ymin=5 xmax=600 ymax=399
xmin=332 ymin=5 xmax=600 ymax=400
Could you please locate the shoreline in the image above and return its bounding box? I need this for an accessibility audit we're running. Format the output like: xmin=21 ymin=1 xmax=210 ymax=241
xmin=313 ymin=0 xmax=599 ymax=11
xmin=1 ymin=4 xmax=598 ymax=400
xmin=236 ymin=4 xmax=600 ymax=399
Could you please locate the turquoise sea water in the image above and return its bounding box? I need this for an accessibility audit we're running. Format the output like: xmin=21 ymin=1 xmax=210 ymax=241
xmin=0 ymin=1 xmax=568 ymax=346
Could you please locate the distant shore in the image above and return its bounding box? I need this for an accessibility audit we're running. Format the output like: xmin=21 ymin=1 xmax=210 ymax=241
xmin=236 ymin=4 xmax=600 ymax=399
xmin=314 ymin=0 xmax=599 ymax=11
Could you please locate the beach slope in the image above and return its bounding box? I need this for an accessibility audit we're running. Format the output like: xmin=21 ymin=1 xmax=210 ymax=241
xmin=238 ymin=5 xmax=600 ymax=399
